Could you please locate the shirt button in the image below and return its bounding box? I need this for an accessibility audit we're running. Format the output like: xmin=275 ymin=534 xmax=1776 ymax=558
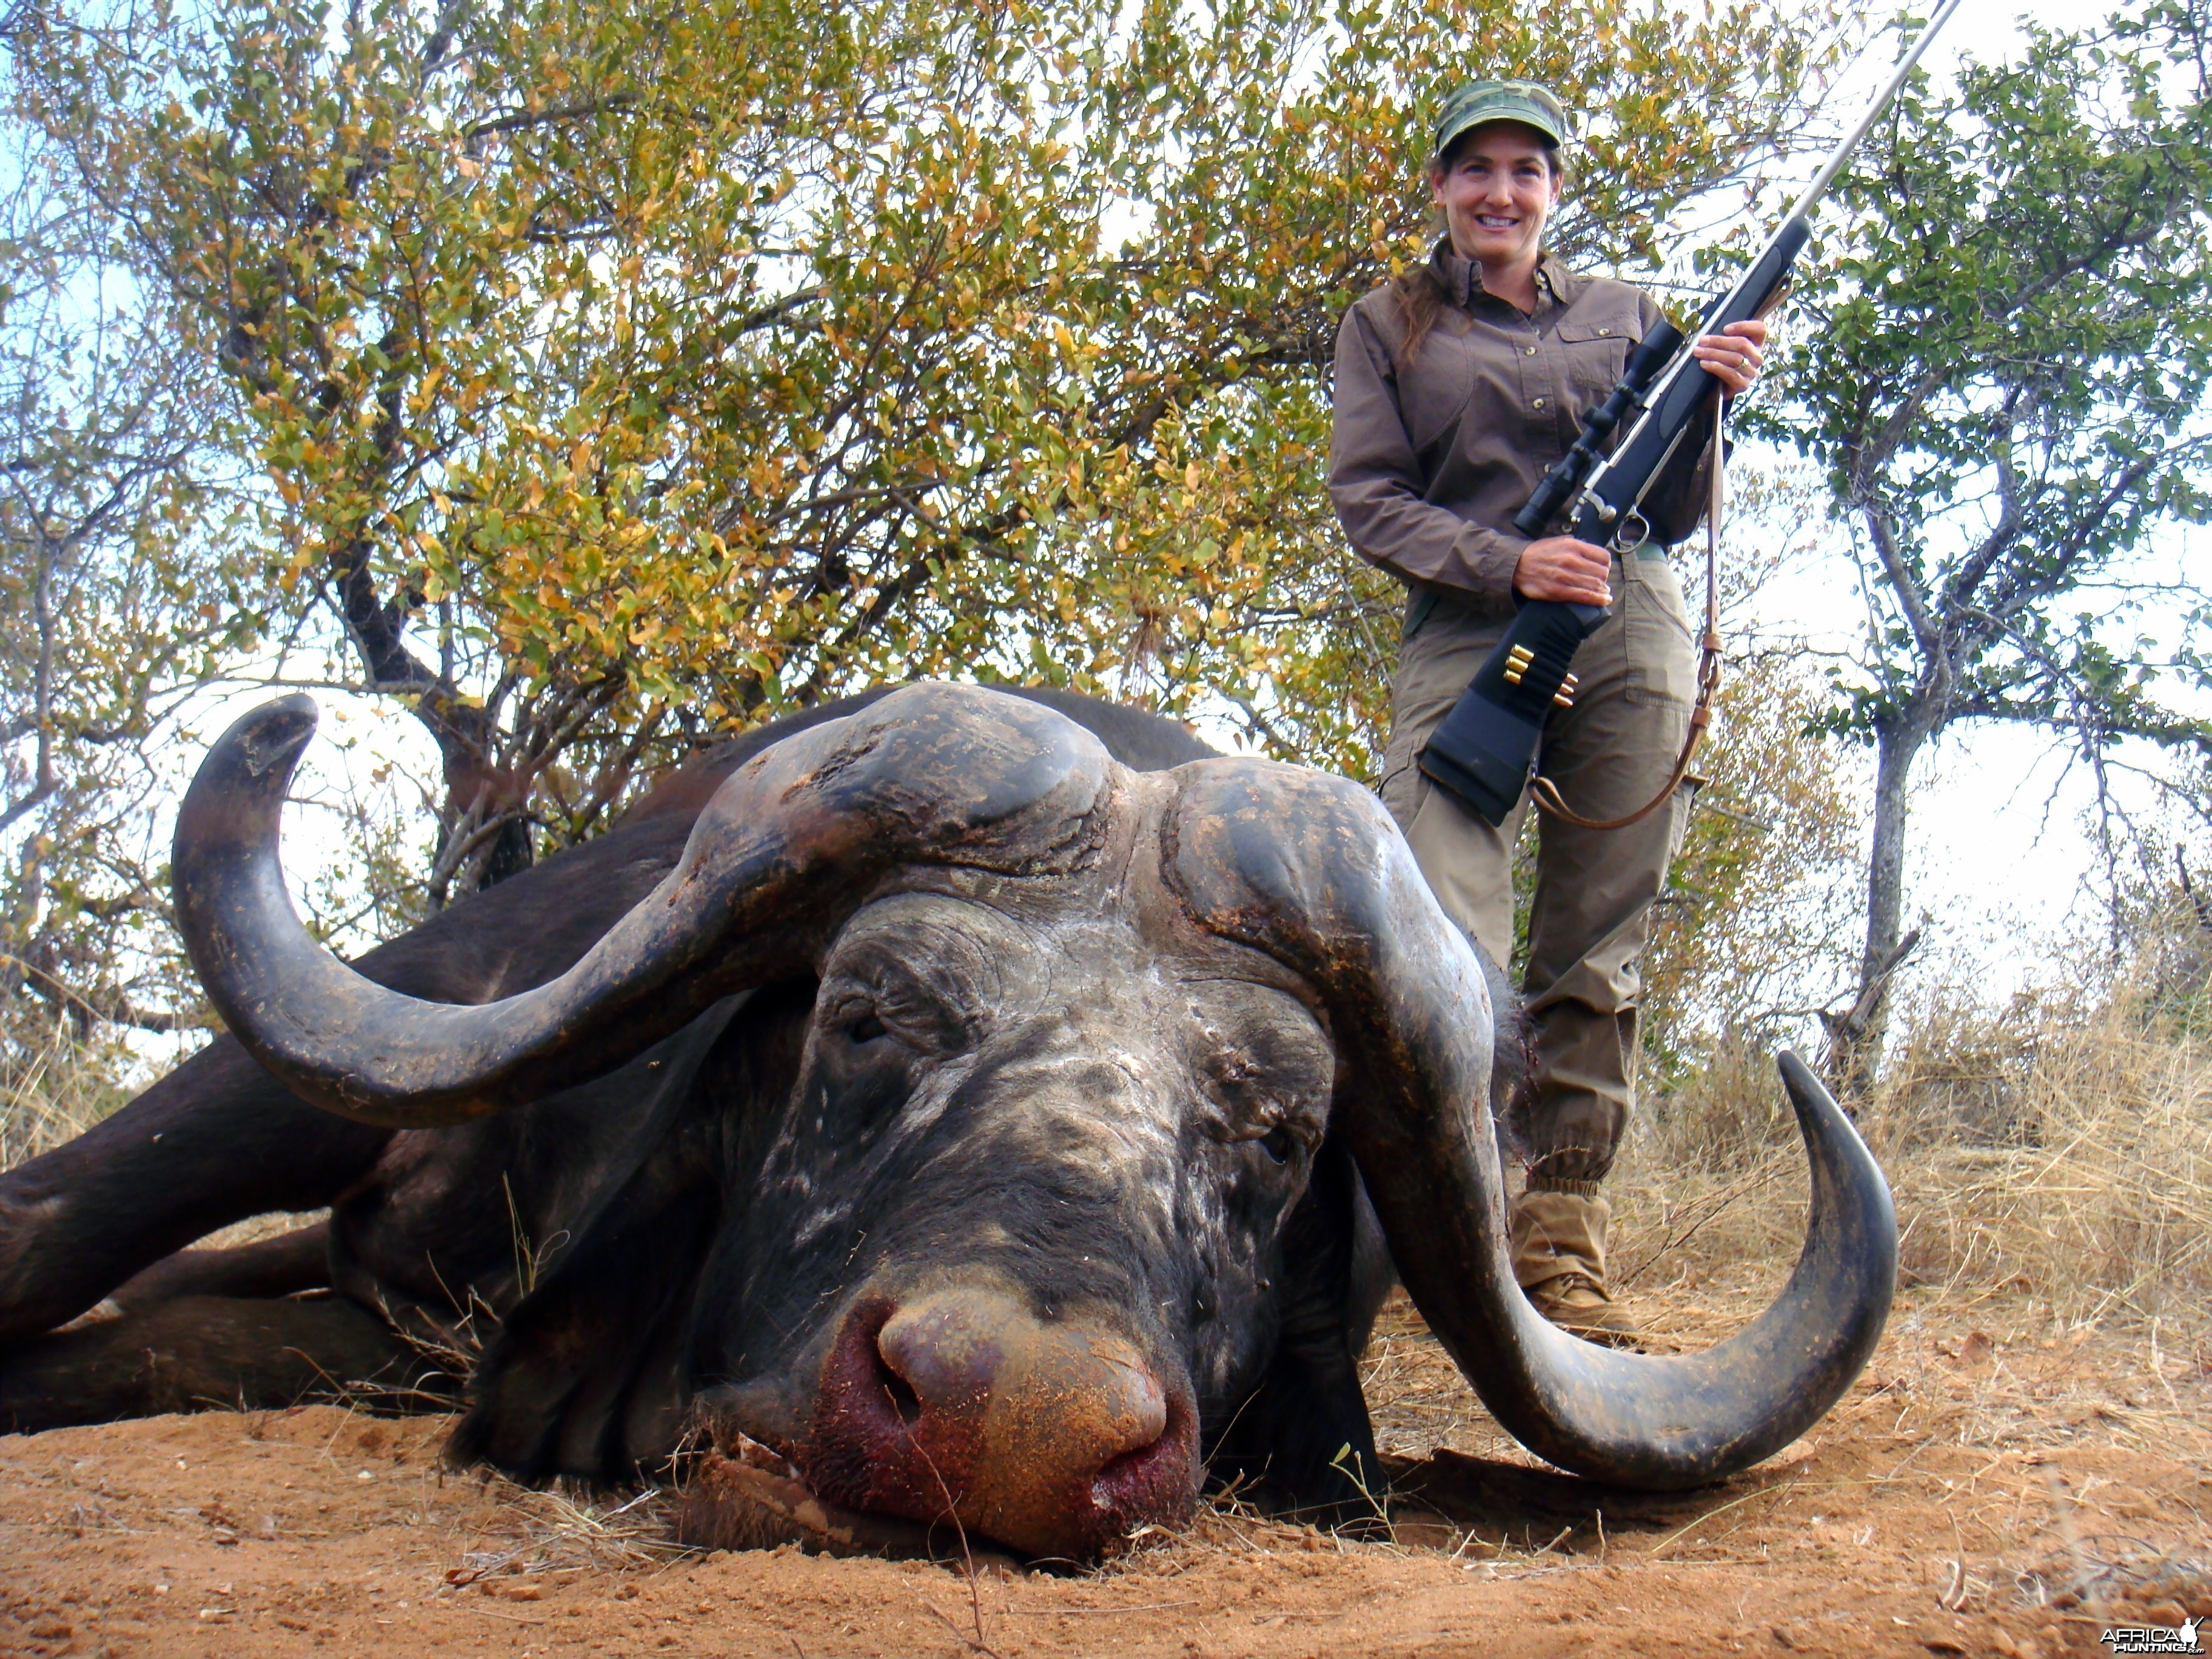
xmin=1524 ymin=346 xmax=1537 ymax=355
xmin=1533 ymin=397 xmax=1546 ymax=409
xmin=1599 ymin=327 xmax=1612 ymax=337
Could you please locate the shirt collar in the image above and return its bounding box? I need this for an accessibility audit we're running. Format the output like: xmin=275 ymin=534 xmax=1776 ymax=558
xmin=1429 ymin=238 xmax=1583 ymax=317
xmin=1536 ymin=252 xmax=1585 ymax=311
xmin=1430 ymin=237 xmax=1479 ymax=308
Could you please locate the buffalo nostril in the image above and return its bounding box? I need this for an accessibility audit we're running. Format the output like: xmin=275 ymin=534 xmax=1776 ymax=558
xmin=875 ymin=1301 xmax=1004 ymax=1423
xmin=1087 ymin=1390 xmax=1187 ymax=1512
xmin=879 ymin=1362 xmax=923 ymax=1428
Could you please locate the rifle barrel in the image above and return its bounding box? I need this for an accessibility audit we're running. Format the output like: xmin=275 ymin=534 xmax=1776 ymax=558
xmin=1568 ymin=0 xmax=1968 ymax=532
xmin=1783 ymin=0 xmax=1967 ymax=225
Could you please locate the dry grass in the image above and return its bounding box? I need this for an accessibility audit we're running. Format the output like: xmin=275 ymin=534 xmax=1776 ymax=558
xmin=452 ymin=1480 xmax=692 ymax=1585
xmin=1620 ymin=919 xmax=2212 ymax=1341
xmin=1871 ymin=996 xmax=2212 ymax=1330
xmin=0 ymin=1013 xmax=138 ymax=1171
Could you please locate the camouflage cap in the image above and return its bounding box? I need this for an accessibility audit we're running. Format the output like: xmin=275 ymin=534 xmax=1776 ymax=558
xmin=1432 ymin=79 xmax=1573 ymax=163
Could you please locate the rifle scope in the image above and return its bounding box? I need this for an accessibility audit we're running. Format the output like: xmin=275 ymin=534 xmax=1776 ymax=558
xmin=1512 ymin=320 xmax=1686 ymax=539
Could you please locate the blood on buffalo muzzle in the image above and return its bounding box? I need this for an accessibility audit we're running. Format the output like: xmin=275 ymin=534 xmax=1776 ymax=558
xmin=799 ymin=1289 xmax=1196 ymax=1560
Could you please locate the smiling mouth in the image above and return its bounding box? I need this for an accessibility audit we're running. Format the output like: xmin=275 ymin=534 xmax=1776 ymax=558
xmin=1473 ymin=215 xmax=1521 ymax=230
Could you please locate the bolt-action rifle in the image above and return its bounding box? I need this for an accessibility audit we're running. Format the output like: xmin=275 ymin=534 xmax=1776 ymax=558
xmin=1416 ymin=0 xmax=1965 ymax=828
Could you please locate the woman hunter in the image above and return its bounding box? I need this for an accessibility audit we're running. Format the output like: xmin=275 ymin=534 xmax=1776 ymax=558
xmin=1329 ymin=79 xmax=1766 ymax=1341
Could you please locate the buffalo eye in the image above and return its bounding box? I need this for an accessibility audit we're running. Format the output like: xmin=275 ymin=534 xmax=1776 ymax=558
xmin=1258 ymin=1125 xmax=1296 ymax=1165
xmin=846 ymin=1010 xmax=888 ymax=1044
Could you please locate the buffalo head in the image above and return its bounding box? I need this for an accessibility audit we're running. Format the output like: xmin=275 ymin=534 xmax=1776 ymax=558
xmin=172 ymin=683 xmax=1894 ymax=1561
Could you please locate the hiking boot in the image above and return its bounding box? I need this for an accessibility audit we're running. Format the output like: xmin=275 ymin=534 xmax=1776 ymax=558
xmin=1509 ymin=1181 xmax=1641 ymax=1348
xmin=1522 ymin=1270 xmax=1641 ymax=1347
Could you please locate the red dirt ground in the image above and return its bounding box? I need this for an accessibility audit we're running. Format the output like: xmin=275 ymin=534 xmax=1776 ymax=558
xmin=3 ymin=1271 xmax=2207 ymax=1658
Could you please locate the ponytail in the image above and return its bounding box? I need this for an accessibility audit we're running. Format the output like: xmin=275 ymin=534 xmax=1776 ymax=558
xmin=1389 ymin=263 xmax=1449 ymax=369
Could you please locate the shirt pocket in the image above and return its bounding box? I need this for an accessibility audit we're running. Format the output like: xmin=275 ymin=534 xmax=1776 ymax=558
xmin=1621 ymin=551 xmax=1699 ymax=706
xmin=1555 ymin=315 xmax=1640 ymax=401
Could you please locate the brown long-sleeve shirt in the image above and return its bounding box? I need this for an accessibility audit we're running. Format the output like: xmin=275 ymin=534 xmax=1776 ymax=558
xmin=1329 ymin=241 xmax=1713 ymax=618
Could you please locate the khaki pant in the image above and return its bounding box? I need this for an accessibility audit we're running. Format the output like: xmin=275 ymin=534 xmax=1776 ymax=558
xmin=1379 ymin=550 xmax=1697 ymax=1183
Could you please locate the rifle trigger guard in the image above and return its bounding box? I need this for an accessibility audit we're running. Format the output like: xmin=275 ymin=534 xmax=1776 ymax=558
xmin=1609 ymin=510 xmax=1650 ymax=554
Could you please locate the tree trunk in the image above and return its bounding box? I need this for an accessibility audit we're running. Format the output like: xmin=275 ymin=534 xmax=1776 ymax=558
xmin=1828 ymin=712 xmax=1933 ymax=1093
xmin=331 ymin=535 xmax=535 ymax=901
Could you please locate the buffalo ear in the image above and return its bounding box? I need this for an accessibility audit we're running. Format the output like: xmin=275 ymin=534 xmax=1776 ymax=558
xmin=447 ymin=988 xmax=805 ymax=1481
xmin=447 ymin=1125 xmax=720 ymax=1482
xmin=1207 ymin=1136 xmax=1393 ymax=1532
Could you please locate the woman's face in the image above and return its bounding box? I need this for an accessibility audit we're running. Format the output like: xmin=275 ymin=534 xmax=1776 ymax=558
xmin=1429 ymin=122 xmax=1560 ymax=270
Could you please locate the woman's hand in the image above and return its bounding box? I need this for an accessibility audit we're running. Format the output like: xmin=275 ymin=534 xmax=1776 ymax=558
xmin=1514 ymin=537 xmax=1612 ymax=605
xmin=1691 ymin=318 xmax=1766 ymax=395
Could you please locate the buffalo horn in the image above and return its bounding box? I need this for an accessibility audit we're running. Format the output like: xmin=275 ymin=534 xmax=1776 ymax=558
xmin=1164 ymin=759 xmax=1895 ymax=1490
xmin=172 ymin=686 xmax=1113 ymax=1127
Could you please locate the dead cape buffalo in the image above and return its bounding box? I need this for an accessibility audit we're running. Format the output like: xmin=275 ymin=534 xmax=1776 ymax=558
xmin=0 ymin=682 xmax=1894 ymax=1561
